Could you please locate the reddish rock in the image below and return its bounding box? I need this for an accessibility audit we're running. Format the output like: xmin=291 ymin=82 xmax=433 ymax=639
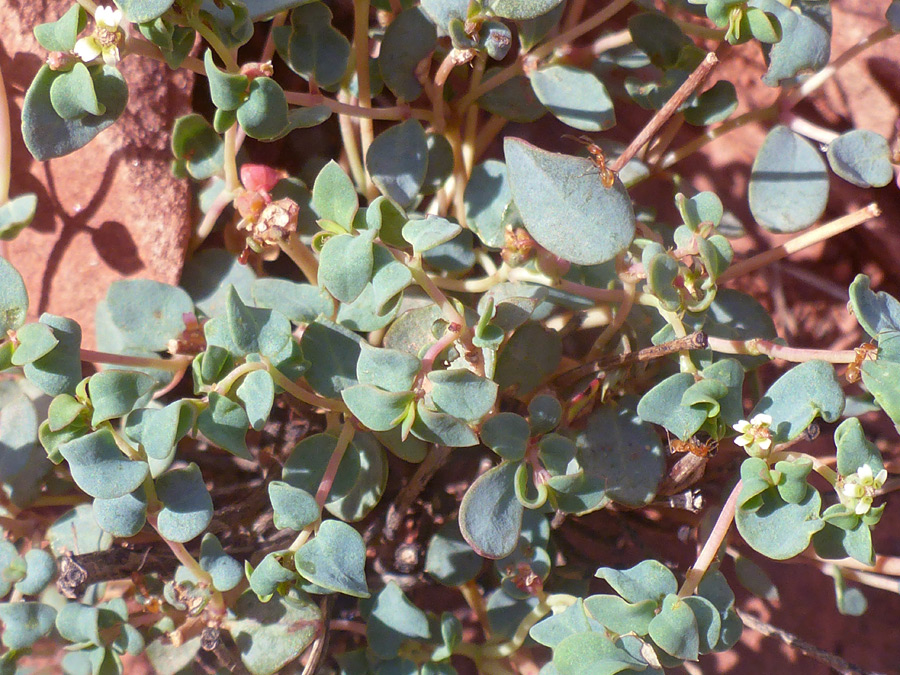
xmin=1 ymin=0 xmax=193 ymax=347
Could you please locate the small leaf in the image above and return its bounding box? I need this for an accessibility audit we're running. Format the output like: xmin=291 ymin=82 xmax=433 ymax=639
xmin=834 ymin=417 xmax=884 ymax=477
xmin=736 ymin=486 xmax=823 ymax=559
xmin=734 ymin=555 xmax=779 ymax=601
xmin=92 ymin=486 xmax=147 ymax=537
xmin=478 ymin=68 xmax=547 ymax=122
xmin=425 ymin=521 xmax=483 ymax=586
xmin=530 ymin=599 xmax=592 ymax=648
xmin=648 ymin=594 xmax=700 ymax=660
xmin=495 ymin=321 xmax=561 ymax=395
xmin=251 ymin=278 xmax=331 ymax=324
xmin=552 ymin=631 xmax=639 ymax=675
xmin=753 ymin=0 xmax=831 ymax=87
xmin=197 ymin=393 xmax=251 ymax=460
xmin=136 ymin=400 xmax=195 ymax=460
xmin=481 ymin=413 xmax=530 ymax=461
xmin=237 ymin=77 xmax=289 ymax=140
xmin=299 ymin=319 xmax=361 ymax=399
xmin=583 ymin=595 xmax=657 ymax=636
xmin=154 ymin=463 xmax=213 ymax=543
xmin=429 ymin=368 xmax=497 ymax=422
xmin=628 ymin=12 xmax=689 ymax=69
xmin=55 ymin=602 xmax=101 ymax=645
xmin=171 ymin=113 xmax=224 ymax=181
xmin=15 ymin=549 xmax=56 ymax=596
xmin=118 ymin=0 xmax=175 ymax=23
xmin=342 ymin=385 xmax=413 ymax=431
xmin=848 ymin=274 xmax=900 ymax=338
xmin=224 ymin=286 xmax=292 ymax=359
xmin=366 ymin=582 xmax=431 ymax=659
xmin=49 ymin=63 xmax=104 ymax=119
xmin=34 ymin=4 xmax=86 ymax=51
xmin=485 ymin=0 xmax=564 ymax=20
xmin=411 ymin=403 xmax=479 ymax=447
xmin=249 ymin=551 xmax=296 ymax=598
xmin=402 ymin=216 xmax=462 ymax=254
xmin=459 ymin=461 xmax=523 ymax=559
xmin=200 ymin=533 xmax=243 ymax=592
xmin=0 ymin=193 xmax=38 ymax=241
xmin=180 ymin=248 xmax=257 ymax=318
xmin=60 ymin=429 xmax=148 ymax=500
xmin=356 ymin=343 xmax=421 ymax=393
xmin=294 ymin=520 xmax=370 ymax=597
xmin=0 ymin=602 xmax=56 ymax=649
xmin=105 ymin=279 xmax=194 ymax=353
xmin=268 ymin=481 xmax=320 ymax=531
xmin=530 ymin=65 xmax=615 ymax=131
xmin=827 ymin=129 xmax=893 ymax=188
xmin=464 ymin=160 xmax=511 ymax=248
xmin=23 ymin=314 xmax=82 ymax=396
xmin=0 ymin=257 xmax=28 ymax=333
xmin=504 ymin=138 xmax=635 ymax=265
xmin=236 ymin=370 xmax=275 ymax=431
xmin=11 ymin=323 xmax=58 ymax=366
xmin=318 ymin=231 xmax=377 ymax=304
xmin=749 ymin=125 xmax=829 ymax=233
xmin=379 ymin=8 xmax=437 ymax=101
xmin=204 ymin=49 xmax=249 ymax=111
xmin=89 ymin=369 xmax=156 ymax=426
xmin=311 ymin=160 xmax=358 ymax=230
xmin=596 ymin=560 xmax=677 ymax=604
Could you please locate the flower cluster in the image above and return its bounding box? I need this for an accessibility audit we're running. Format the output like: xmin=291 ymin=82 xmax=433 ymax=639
xmin=74 ymin=6 xmax=126 ymax=66
xmin=838 ymin=464 xmax=887 ymax=516
xmin=733 ymin=413 xmax=773 ymax=458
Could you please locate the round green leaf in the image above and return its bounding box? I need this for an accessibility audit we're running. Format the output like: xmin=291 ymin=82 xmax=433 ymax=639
xmin=459 ymin=461 xmax=524 ymax=559
xmin=15 ymin=549 xmax=56 ymax=596
xmin=318 ymin=231 xmax=377 ymax=304
xmin=197 ymin=392 xmax=251 ymax=460
xmin=236 ymin=369 xmax=275 ymax=431
xmin=311 ymin=161 xmax=358 ymax=230
xmin=49 ymin=62 xmax=104 ymax=119
xmin=92 ymin=485 xmax=147 ymax=537
xmin=553 ymin=631 xmax=638 ymax=675
xmin=249 ymin=551 xmax=297 ymax=598
xmin=356 ymin=343 xmax=420 ymax=393
xmin=485 ymin=0 xmax=564 ymax=20
xmin=682 ymin=80 xmax=738 ymax=126
xmin=88 ymin=369 xmax=156 ymax=426
xmin=628 ymin=12 xmax=689 ymax=69
xmin=495 ymin=321 xmax=562 ymax=395
xmin=200 ymin=533 xmax=243 ymax=592
xmin=504 ymin=138 xmax=635 ymax=265
xmin=366 ymin=582 xmax=431 ymax=659
xmin=251 ymin=278 xmax=331 ymax=324
xmin=530 ymin=599 xmax=593 ymax=648
xmin=237 ymin=77 xmax=288 ymax=140
xmin=0 ymin=258 xmax=28 ymax=333
xmin=299 ymin=319 xmax=361 ymax=398
xmin=48 ymin=504 xmax=112 ymax=557
xmin=530 ymin=65 xmax=615 ymax=131
xmin=366 ymin=120 xmax=429 ymax=208
xmin=379 ymin=8 xmax=437 ymax=101
xmin=268 ymin=481 xmax=320 ymax=531
xmin=481 ymin=413 xmax=530 ymax=461
xmin=171 ymin=113 xmax=225 ymax=181
xmin=834 ymin=417 xmax=884 ymax=477
xmin=23 ymin=314 xmax=82 ymax=396
xmin=402 ymin=216 xmax=462 ymax=254
xmin=749 ymin=125 xmax=829 ymax=233
xmin=595 ymin=560 xmax=677 ymax=604
xmin=752 ymin=0 xmax=831 ymax=87
xmin=60 ymin=429 xmax=149 ymax=500
xmin=422 ymin=132 xmax=454 ymax=195
xmin=22 ymin=65 xmax=129 ymax=161
xmin=180 ymin=248 xmax=257 ymax=318
xmin=0 ymin=193 xmax=37 ymax=241
xmin=736 ymin=486 xmax=824 ymax=559
xmin=583 ymin=595 xmax=657 ymax=636
xmin=478 ymin=69 xmax=547 ymax=122
xmin=0 ymin=602 xmax=56 ymax=649
xmin=827 ymin=129 xmax=893 ymax=188
xmin=848 ymin=274 xmax=900 ymax=338
xmin=154 ymin=463 xmax=213 ymax=543
xmin=428 ymin=368 xmax=498 ymax=422
xmin=342 ymin=385 xmax=413 ymax=432
xmin=11 ymin=323 xmax=58 ymax=366
xmin=118 ymin=0 xmax=175 ymax=22
xmin=464 ymin=160 xmax=511 ymax=248
xmin=648 ymin=594 xmax=700 ymax=660
xmin=410 ymin=403 xmax=479 ymax=447
xmin=294 ymin=519 xmax=370 ymax=597
xmin=425 ymin=520 xmax=483 ymax=586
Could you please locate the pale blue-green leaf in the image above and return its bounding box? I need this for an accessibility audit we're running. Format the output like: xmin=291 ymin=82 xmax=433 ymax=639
xmin=481 ymin=413 xmax=530 ymax=461
xmin=33 ymin=4 xmax=86 ymax=51
xmin=827 ymin=129 xmax=893 ymax=188
xmin=224 ymin=286 xmax=292 ymax=358
xmin=459 ymin=461 xmax=523 ymax=558
xmin=318 ymin=231 xmax=376 ymax=304
xmin=268 ymin=481 xmax=320 ymax=531
xmin=552 ymin=631 xmax=639 ymax=675
xmin=311 ymin=160 xmax=358 ymax=229
xmin=402 ymin=216 xmax=462 ymax=254
xmin=750 ymin=0 xmax=831 ymax=87
xmin=583 ymin=595 xmax=657 ymax=636
xmin=60 ymin=429 xmax=148 ymax=500
xmin=495 ymin=321 xmax=561 ymax=395
xmin=733 ymin=555 xmax=780 ymax=602
xmin=750 ymin=360 xmax=844 ymax=443
xmin=0 ymin=258 xmax=27 ymax=333
xmin=0 ymin=602 xmax=56 ymax=649
xmin=299 ymin=319 xmax=361 ymax=398
xmin=517 ymin=1 xmax=565 ymax=51
xmin=504 ymin=138 xmax=634 ymax=264
xmin=379 ymin=8 xmax=437 ymax=101
xmin=375 ymin=426 xmax=428 ymax=463
xmin=596 ymin=560 xmax=677 ymax=604
xmin=146 ymin=635 xmax=202 ymax=675
xmin=486 ymin=0 xmax=563 ymax=20
xmin=0 ymin=193 xmax=37 ymax=241
xmin=118 ymin=0 xmax=175 ymax=22
xmin=834 ymin=417 xmax=883 ymax=477
xmin=92 ymin=485 xmax=147 ymax=537
xmin=411 ymin=403 xmax=479 ymax=447
xmin=236 ymin=77 xmax=288 ymax=140
xmin=422 ymin=132 xmax=454 ymax=195
xmin=155 ymin=463 xmax=213 ymax=543
xmin=683 ymin=80 xmax=738 ymax=126
xmin=648 ymin=594 xmax=699 ymax=660
xmin=530 ymin=599 xmax=592 ymax=648
xmin=22 ymin=65 xmax=128 ymax=161
xmin=251 ymin=278 xmax=331 ymax=323
xmin=197 ymin=393 xmax=251 ymax=460
xmin=11 ymin=323 xmax=57 ymax=366
xmin=335 ymin=284 xmax=401 ymax=332
xmin=683 ymin=595 xmax=720 ymax=654
xmin=278 ymin=2 xmax=350 ymax=89
xmin=366 ymin=582 xmax=431 ymax=659
xmin=478 ymin=68 xmax=547 ymax=122
xmin=236 ymin=369 xmax=275 ymax=431
xmin=366 ymin=120 xmax=428 ymax=208
xmin=180 ymin=248 xmax=256 ymax=318
xmin=861 ymin=359 xmax=900 ymax=428
xmin=357 ymin=343 xmax=420 ymax=393
xmin=14 ymin=549 xmax=56 ymax=596
xmin=105 ymin=280 xmax=193 ymax=352
xmin=49 ymin=62 xmax=103 ymax=119
xmin=48 ymin=504 xmax=112 ymax=557
xmin=342 ymin=385 xmax=413 ymax=432
xmin=249 ymin=550 xmax=296 ymax=598
xmin=201 ymin=0 xmax=253 ymax=49
xmin=295 ymin=519 xmax=369 ymax=597
xmin=200 ymin=533 xmax=243 ymax=592
xmin=628 ymin=12 xmax=688 ymax=68
xmin=89 ymin=369 xmax=156 ymax=426
xmin=423 ymin=229 xmax=476 ymax=273
xmin=464 ymin=160 xmax=511 ymax=248
xmin=530 ymin=65 xmax=615 ymax=131
xmin=848 ymin=274 xmax=900 ymax=338
xmin=204 ymin=49 xmax=248 ymax=111
xmin=136 ymin=400 xmax=196 ymax=460
xmin=55 ymin=602 xmax=101 ymax=645
xmin=429 ymin=368 xmax=498 ymax=422
xmin=749 ymin=125 xmax=828 ymax=233
xmin=736 ymin=486 xmax=823 ymax=559
xmin=383 ymin=304 xmax=442 ymax=356
xmin=229 ymin=589 xmax=321 ymax=675
xmin=425 ymin=520 xmax=483 ymax=586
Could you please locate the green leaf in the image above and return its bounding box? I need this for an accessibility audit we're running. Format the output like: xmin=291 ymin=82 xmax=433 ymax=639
xmin=750 ymin=360 xmax=844 ymax=443
xmin=648 ymin=594 xmax=699 ymax=660
xmin=204 ymin=50 xmax=249 ymax=111
xmin=249 ymin=551 xmax=297 ymax=598
xmin=749 ymin=125 xmax=829 ymax=233
xmin=276 ymin=2 xmax=350 ymax=89
xmin=481 ymin=413 xmax=530 ymax=461
xmin=199 ymin=533 xmax=243 ymax=592
xmin=224 ymin=286 xmax=292 ymax=358
xmin=342 ymin=385 xmax=413 ymax=432
xmin=235 ymin=370 xmax=274 ymax=431
xmin=485 ymin=0 xmax=564 ymax=20
xmin=504 ymin=138 xmax=635 ymax=265
xmin=0 ymin=258 xmax=28 ymax=333
xmin=0 ymin=193 xmax=37 ymax=241
xmin=89 ymin=369 xmax=156 ymax=426
xmin=583 ymin=595 xmax=657 ymax=636
xmin=268 ymin=481 xmax=320 ymax=531
xmin=402 ymin=216 xmax=462 ymax=254
xmin=459 ymin=461 xmax=523 ymax=559
xmin=106 ymin=279 xmax=194 ymax=353
xmin=118 ymin=0 xmax=175 ymax=22
xmin=197 ymin=393 xmax=251 ymax=460
xmin=92 ymin=486 xmax=147 ymax=537
xmin=366 ymin=582 xmax=431 ymax=659
xmin=134 ymin=400 xmax=196 ymax=460
xmin=628 ymin=12 xmax=689 ymax=69
xmin=464 ymin=160 xmax=511 ymax=248
xmin=848 ymin=274 xmax=900 ymax=338
xmin=181 ymin=248 xmax=257 ymax=318
xmin=171 ymin=113 xmax=224 ymax=180
xmin=530 ymin=599 xmax=592 ymax=648
xmin=11 ymin=323 xmax=58 ymax=366
xmin=300 ymin=319 xmax=361 ymax=398
xmin=318 ymin=231 xmax=377 ymax=304
xmin=48 ymin=504 xmax=112 ymax=557
xmin=736 ymin=486 xmax=823 ymax=559
xmin=34 ymin=4 xmax=87 ymax=51
xmin=154 ymin=463 xmax=213 ymax=543
xmin=682 ymin=80 xmax=738 ymax=126
xmin=229 ymin=590 xmax=321 ymax=675
xmin=478 ymin=68 xmax=547 ymax=122
xmin=834 ymin=417 xmax=884 ymax=477
xmin=495 ymin=321 xmax=561 ymax=395
xmin=529 ymin=395 xmax=562 ymax=434
xmin=529 ymin=65 xmax=615 ymax=131
xmin=60 ymin=429 xmax=149 ymax=500
xmin=379 ymin=8 xmax=437 ymax=101
xmin=49 ymin=63 xmax=104 ymax=119
xmin=237 ymin=77 xmax=289 ymax=140
xmin=357 ymin=343 xmax=420 ymax=393
xmin=15 ymin=549 xmax=56 ymax=596
xmin=312 ymin=160 xmax=358 ymax=230
xmin=429 ymin=368 xmax=498 ymax=422
xmin=733 ymin=555 xmax=779 ymax=602
xmin=366 ymin=120 xmax=429 ymax=208
xmin=56 ymin=602 xmax=101 ymax=645
xmin=683 ymin=595 xmax=721 ymax=654
xmin=827 ymin=129 xmax=893 ymax=188
xmin=295 ymin=519 xmax=370 ymax=597
xmin=411 ymin=403 xmax=479 ymax=447
xmin=22 ymin=65 xmax=129 ymax=161
xmin=425 ymin=520 xmax=483 ymax=586
xmin=375 ymin=426 xmax=428 ymax=463
xmin=202 ymin=0 xmax=253 ymax=48
xmin=751 ymin=0 xmax=831 ymax=87
xmin=0 ymin=602 xmax=56 ymax=649
xmin=251 ymin=279 xmax=331 ymax=323
xmin=552 ymin=631 xmax=640 ymax=675
xmin=596 ymin=560 xmax=677 ymax=604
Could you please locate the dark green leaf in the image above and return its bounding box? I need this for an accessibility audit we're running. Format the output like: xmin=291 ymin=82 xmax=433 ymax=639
xmin=495 ymin=321 xmax=561 ymax=395
xmin=300 ymin=319 xmax=361 ymax=398
xmin=171 ymin=113 xmax=224 ymax=180
xmin=478 ymin=68 xmax=547 ymax=122
xmin=34 ymin=4 xmax=86 ymax=51
xmin=379 ymin=8 xmax=437 ymax=101
xmin=425 ymin=520 xmax=483 ymax=586
xmin=366 ymin=582 xmax=430 ymax=659
xmin=459 ymin=461 xmax=523 ymax=558
xmin=197 ymin=393 xmax=251 ymax=460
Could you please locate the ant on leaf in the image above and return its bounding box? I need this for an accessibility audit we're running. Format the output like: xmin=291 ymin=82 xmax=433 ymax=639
xmin=564 ymin=134 xmax=617 ymax=188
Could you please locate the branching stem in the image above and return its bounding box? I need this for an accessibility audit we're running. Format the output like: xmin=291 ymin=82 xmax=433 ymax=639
xmin=80 ymin=349 xmax=190 ymax=372
xmin=707 ymin=336 xmax=857 ymax=364
xmin=314 ymin=419 xmax=355 ymax=507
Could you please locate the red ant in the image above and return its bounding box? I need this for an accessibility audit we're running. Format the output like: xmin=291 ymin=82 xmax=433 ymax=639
xmin=564 ymin=134 xmax=617 ymax=188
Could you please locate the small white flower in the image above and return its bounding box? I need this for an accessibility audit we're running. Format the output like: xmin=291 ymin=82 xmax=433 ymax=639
xmin=73 ymin=5 xmax=126 ymax=66
xmin=732 ymin=414 xmax=773 ymax=458
xmin=750 ymin=413 xmax=772 ymax=426
xmin=837 ymin=463 xmax=887 ymax=516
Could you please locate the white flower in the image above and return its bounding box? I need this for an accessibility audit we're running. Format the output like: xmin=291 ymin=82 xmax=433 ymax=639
xmin=73 ymin=5 xmax=126 ymax=66
xmin=837 ymin=463 xmax=887 ymax=516
xmin=733 ymin=414 xmax=773 ymax=458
